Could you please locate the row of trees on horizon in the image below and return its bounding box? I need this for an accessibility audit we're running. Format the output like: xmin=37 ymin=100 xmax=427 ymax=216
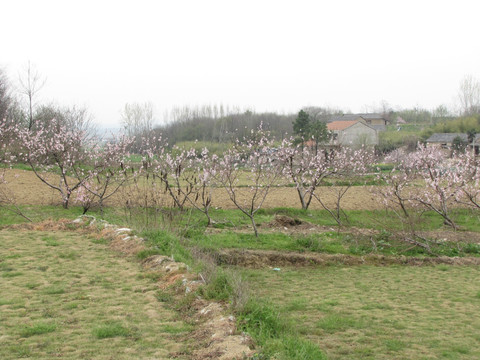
xmin=1 ymin=64 xmax=480 ymax=146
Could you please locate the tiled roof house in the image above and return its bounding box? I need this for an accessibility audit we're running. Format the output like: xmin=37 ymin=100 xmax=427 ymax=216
xmin=329 ymin=113 xmax=389 ymax=131
xmin=327 ymin=120 xmax=378 ymax=146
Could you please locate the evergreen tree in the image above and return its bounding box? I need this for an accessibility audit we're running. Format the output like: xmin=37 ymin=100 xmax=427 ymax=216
xmin=293 ymin=110 xmax=310 ymax=142
xmin=309 ymin=119 xmax=331 ymax=154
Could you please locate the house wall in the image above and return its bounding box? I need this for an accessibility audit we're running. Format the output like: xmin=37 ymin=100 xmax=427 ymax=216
xmin=338 ymin=122 xmax=378 ymax=146
xmin=369 ymin=118 xmax=386 ymax=125
xmin=426 ymin=142 xmax=453 ymax=147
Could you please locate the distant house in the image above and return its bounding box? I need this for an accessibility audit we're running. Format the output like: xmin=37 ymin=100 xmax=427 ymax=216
xmin=426 ymin=133 xmax=480 ymax=155
xmin=329 ymin=113 xmax=389 ymax=131
xmin=425 ymin=133 xmax=468 ymax=149
xmin=327 ymin=120 xmax=378 ymax=147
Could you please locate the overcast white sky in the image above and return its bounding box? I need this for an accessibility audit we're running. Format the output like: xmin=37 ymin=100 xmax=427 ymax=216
xmin=2 ymin=0 xmax=479 ymax=127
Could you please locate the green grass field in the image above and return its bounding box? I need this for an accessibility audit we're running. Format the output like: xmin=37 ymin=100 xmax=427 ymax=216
xmin=2 ymin=201 xmax=480 ymax=359
xmin=241 ymin=265 xmax=480 ymax=359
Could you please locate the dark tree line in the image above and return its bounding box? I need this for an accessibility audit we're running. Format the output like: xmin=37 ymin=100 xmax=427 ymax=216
xmin=155 ymin=105 xmax=347 ymax=145
xmin=157 ymin=110 xmax=296 ymax=144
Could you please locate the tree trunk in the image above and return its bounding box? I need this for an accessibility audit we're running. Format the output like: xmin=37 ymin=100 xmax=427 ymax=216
xmin=297 ymin=188 xmax=307 ymax=210
xmin=250 ymin=215 xmax=258 ymax=237
xmin=61 ymin=189 xmax=72 ymax=209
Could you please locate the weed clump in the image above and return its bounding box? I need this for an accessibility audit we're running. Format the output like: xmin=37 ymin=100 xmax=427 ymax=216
xmin=19 ymin=322 xmax=57 ymax=337
xmin=237 ymin=299 xmax=326 ymax=360
xmin=92 ymin=322 xmax=131 ymax=339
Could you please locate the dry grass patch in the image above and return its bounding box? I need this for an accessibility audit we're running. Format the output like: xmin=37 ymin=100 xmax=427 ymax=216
xmin=0 ymin=229 xmax=190 ymax=359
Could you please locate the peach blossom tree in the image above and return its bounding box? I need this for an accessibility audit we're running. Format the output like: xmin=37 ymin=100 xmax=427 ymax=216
xmin=277 ymin=139 xmax=333 ymax=210
xmin=310 ymin=146 xmax=375 ymax=226
xmin=211 ymin=126 xmax=284 ymax=236
xmin=75 ymin=134 xmax=133 ymax=214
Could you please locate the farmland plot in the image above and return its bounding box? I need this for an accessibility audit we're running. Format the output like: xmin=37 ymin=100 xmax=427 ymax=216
xmin=241 ymin=265 xmax=480 ymax=359
xmin=0 ymin=229 xmax=190 ymax=359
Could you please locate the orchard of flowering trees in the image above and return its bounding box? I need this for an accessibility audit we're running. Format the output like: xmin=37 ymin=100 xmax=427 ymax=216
xmin=377 ymin=145 xmax=480 ymax=250
xmin=0 ymin=119 xmax=132 ymax=215
xmin=1 ymin=118 xmax=479 ymax=243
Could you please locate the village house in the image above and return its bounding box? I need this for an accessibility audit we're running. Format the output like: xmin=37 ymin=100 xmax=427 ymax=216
xmin=426 ymin=133 xmax=480 ymax=155
xmin=329 ymin=113 xmax=389 ymax=131
xmin=425 ymin=133 xmax=468 ymax=149
xmin=327 ymin=120 xmax=378 ymax=147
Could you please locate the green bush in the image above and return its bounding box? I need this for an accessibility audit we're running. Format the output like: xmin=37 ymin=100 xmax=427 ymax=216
xmin=463 ymin=243 xmax=480 ymax=254
xmin=377 ymin=131 xmax=419 ymax=154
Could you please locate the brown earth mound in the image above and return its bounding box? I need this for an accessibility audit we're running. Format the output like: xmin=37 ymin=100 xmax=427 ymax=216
xmin=269 ymin=214 xmax=303 ymax=227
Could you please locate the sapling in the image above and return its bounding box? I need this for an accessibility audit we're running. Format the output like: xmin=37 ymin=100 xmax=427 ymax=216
xmin=310 ymin=146 xmax=374 ymax=226
xmin=80 ymin=134 xmax=133 ymax=215
xmin=277 ymin=138 xmax=332 ymax=210
xmin=403 ymin=145 xmax=459 ymax=229
xmin=16 ymin=120 xmax=93 ymax=208
xmin=212 ymin=125 xmax=284 ymax=236
xmin=376 ymin=148 xmax=432 ymax=252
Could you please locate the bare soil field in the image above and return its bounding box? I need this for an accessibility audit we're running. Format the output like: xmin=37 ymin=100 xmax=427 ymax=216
xmin=3 ymin=168 xmax=381 ymax=210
